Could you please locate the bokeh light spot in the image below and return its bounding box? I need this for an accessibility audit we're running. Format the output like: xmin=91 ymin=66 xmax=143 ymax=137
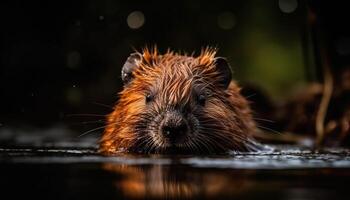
xmin=278 ymin=0 xmax=298 ymax=14
xmin=127 ymin=11 xmax=145 ymax=29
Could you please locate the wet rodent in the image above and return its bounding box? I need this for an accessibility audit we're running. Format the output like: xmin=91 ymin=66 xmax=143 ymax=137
xmin=100 ymin=47 xmax=261 ymax=154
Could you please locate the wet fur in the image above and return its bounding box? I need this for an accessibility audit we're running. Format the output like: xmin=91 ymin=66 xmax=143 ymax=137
xmin=100 ymin=48 xmax=260 ymax=154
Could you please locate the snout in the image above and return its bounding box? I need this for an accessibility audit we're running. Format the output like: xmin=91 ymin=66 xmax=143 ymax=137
xmin=160 ymin=111 xmax=189 ymax=144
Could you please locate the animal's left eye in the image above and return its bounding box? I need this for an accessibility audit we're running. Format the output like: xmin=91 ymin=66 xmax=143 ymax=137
xmin=145 ymin=93 xmax=154 ymax=103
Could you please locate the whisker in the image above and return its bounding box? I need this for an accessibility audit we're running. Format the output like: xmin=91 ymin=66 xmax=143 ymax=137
xmin=195 ymin=134 xmax=213 ymax=154
xmin=200 ymin=132 xmax=229 ymax=151
xmin=70 ymin=119 xmax=105 ymax=125
xmin=253 ymin=117 xmax=275 ymax=123
xmin=92 ymin=102 xmax=114 ymax=109
xmin=199 ymin=126 xmax=252 ymax=149
xmin=257 ymin=125 xmax=282 ymax=135
xmin=65 ymin=113 xmax=106 ymax=117
xmin=188 ymin=140 xmax=196 ymax=153
xmin=78 ymin=125 xmax=108 ymax=138
xmin=244 ymin=93 xmax=256 ymax=99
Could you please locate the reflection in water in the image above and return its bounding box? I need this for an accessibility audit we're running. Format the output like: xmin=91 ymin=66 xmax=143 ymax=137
xmin=102 ymin=162 xmax=350 ymax=199
xmin=103 ymin=163 xmax=254 ymax=199
xmin=1 ymin=147 xmax=350 ymax=199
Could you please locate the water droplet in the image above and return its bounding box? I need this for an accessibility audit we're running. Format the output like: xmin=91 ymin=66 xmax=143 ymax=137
xmin=127 ymin=11 xmax=145 ymax=29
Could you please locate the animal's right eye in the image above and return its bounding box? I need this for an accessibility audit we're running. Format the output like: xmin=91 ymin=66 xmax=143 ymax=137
xmin=198 ymin=94 xmax=206 ymax=106
xmin=197 ymin=89 xmax=211 ymax=106
xmin=145 ymin=93 xmax=154 ymax=103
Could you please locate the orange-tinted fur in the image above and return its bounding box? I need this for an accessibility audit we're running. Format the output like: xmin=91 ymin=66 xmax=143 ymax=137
xmin=100 ymin=47 xmax=260 ymax=154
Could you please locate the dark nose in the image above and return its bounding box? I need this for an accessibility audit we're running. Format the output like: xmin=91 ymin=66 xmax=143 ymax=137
xmin=161 ymin=113 xmax=188 ymax=141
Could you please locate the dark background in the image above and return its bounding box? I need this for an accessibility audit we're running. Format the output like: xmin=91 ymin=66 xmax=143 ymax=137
xmin=0 ymin=0 xmax=349 ymax=138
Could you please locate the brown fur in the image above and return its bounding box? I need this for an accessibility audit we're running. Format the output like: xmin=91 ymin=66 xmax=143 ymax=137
xmin=100 ymin=47 xmax=261 ymax=154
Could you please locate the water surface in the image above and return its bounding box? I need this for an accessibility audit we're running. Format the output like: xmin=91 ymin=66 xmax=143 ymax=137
xmin=1 ymin=144 xmax=350 ymax=200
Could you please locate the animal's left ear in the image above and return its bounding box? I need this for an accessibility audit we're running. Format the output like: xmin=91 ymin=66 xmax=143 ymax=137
xmin=214 ymin=57 xmax=232 ymax=89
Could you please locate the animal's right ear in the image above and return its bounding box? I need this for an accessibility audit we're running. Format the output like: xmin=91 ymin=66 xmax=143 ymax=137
xmin=121 ymin=53 xmax=142 ymax=85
